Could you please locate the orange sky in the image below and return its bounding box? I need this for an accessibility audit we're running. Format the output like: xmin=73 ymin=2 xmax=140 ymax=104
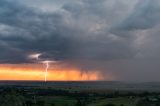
xmin=0 ymin=64 xmax=114 ymax=81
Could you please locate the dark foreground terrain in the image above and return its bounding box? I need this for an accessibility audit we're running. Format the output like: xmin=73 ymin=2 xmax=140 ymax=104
xmin=0 ymin=81 xmax=160 ymax=106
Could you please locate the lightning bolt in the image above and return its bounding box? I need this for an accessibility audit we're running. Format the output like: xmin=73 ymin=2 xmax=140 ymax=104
xmin=43 ymin=60 xmax=57 ymax=82
xmin=28 ymin=53 xmax=58 ymax=82
xmin=44 ymin=61 xmax=49 ymax=82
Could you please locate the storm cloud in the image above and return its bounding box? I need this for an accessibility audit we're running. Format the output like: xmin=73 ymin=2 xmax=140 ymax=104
xmin=0 ymin=0 xmax=160 ymax=81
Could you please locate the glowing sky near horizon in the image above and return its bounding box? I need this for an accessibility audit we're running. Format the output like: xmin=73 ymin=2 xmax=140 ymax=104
xmin=0 ymin=64 xmax=114 ymax=81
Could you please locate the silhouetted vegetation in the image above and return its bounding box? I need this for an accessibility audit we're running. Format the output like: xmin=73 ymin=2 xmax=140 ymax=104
xmin=0 ymin=84 xmax=160 ymax=106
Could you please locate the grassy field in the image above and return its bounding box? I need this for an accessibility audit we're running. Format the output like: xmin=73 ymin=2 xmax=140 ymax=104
xmin=36 ymin=96 xmax=140 ymax=106
xmin=38 ymin=96 xmax=76 ymax=106
xmin=87 ymin=97 xmax=139 ymax=106
xmin=1 ymin=81 xmax=160 ymax=106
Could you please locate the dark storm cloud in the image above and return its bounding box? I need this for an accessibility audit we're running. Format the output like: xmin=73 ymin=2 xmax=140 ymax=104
xmin=0 ymin=0 xmax=72 ymax=63
xmin=114 ymin=0 xmax=160 ymax=30
xmin=0 ymin=0 xmax=160 ymax=81
xmin=0 ymin=0 xmax=135 ymax=62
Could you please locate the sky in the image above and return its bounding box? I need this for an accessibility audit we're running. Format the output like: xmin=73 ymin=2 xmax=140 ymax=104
xmin=0 ymin=0 xmax=160 ymax=81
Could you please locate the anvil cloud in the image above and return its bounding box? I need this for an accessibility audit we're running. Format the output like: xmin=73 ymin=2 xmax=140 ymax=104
xmin=0 ymin=0 xmax=160 ymax=81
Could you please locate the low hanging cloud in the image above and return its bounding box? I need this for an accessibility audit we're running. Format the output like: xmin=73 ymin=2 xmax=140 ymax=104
xmin=0 ymin=0 xmax=160 ymax=81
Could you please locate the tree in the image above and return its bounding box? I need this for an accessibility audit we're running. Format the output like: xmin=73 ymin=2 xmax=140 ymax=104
xmin=37 ymin=101 xmax=45 ymax=106
xmin=25 ymin=100 xmax=34 ymax=106
xmin=105 ymin=103 xmax=116 ymax=106
xmin=50 ymin=103 xmax=55 ymax=106
xmin=120 ymin=104 xmax=124 ymax=106
xmin=75 ymin=99 xmax=82 ymax=106
xmin=63 ymin=104 xmax=69 ymax=106
xmin=0 ymin=90 xmax=25 ymax=106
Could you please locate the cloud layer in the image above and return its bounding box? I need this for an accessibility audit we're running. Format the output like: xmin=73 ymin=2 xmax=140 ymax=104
xmin=0 ymin=0 xmax=160 ymax=81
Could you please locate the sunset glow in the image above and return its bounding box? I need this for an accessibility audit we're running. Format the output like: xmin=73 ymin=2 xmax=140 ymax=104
xmin=0 ymin=64 xmax=113 ymax=81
